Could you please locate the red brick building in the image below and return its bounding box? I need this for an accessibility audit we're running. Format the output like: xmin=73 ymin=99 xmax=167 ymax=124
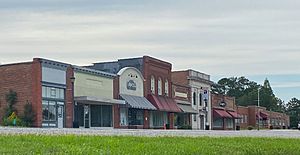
xmin=88 ymin=56 xmax=182 ymax=129
xmin=0 ymin=58 xmax=74 ymax=128
xmin=237 ymin=106 xmax=290 ymax=129
xmin=172 ymin=70 xmax=213 ymax=130
xmin=211 ymin=94 xmax=240 ymax=130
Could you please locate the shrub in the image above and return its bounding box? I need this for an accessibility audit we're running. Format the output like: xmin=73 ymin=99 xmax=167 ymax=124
xmin=178 ymin=125 xmax=192 ymax=130
xmin=22 ymin=102 xmax=35 ymax=127
xmin=247 ymin=126 xmax=254 ymax=130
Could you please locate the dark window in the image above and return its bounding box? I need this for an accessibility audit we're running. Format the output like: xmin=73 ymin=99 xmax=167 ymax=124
xmin=199 ymin=93 xmax=203 ymax=106
xmin=193 ymin=92 xmax=196 ymax=105
xmin=128 ymin=108 xmax=144 ymax=125
xmin=90 ymin=105 xmax=112 ymax=127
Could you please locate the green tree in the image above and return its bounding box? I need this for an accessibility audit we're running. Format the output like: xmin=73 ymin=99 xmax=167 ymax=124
xmin=212 ymin=77 xmax=285 ymax=112
xmin=5 ymin=89 xmax=17 ymax=117
xmin=286 ymin=98 xmax=300 ymax=128
xmin=22 ymin=101 xmax=35 ymax=127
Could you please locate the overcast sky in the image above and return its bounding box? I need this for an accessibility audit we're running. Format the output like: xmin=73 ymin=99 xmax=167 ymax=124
xmin=0 ymin=0 xmax=299 ymax=102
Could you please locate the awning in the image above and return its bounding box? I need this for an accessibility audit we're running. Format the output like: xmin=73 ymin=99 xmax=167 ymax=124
xmin=213 ymin=109 xmax=232 ymax=118
xmin=227 ymin=111 xmax=241 ymax=119
xmin=75 ymin=96 xmax=125 ymax=105
xmin=177 ymin=103 xmax=198 ymax=114
xmin=256 ymin=111 xmax=268 ymax=120
xmin=120 ymin=94 xmax=156 ymax=110
xmin=147 ymin=95 xmax=182 ymax=112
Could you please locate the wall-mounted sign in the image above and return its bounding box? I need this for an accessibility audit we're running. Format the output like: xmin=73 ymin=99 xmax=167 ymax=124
xmin=203 ymin=90 xmax=209 ymax=100
xmin=219 ymin=101 xmax=227 ymax=107
xmin=175 ymin=92 xmax=188 ymax=98
xmin=127 ymin=80 xmax=137 ymax=90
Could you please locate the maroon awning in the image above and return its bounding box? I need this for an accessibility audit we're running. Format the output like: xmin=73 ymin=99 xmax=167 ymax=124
xmin=227 ymin=111 xmax=241 ymax=119
xmin=147 ymin=95 xmax=182 ymax=112
xmin=213 ymin=109 xmax=232 ymax=118
xmin=256 ymin=111 xmax=269 ymax=120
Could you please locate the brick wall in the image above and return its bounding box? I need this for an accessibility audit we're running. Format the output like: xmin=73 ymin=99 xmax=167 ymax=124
xmin=171 ymin=71 xmax=189 ymax=87
xmin=113 ymin=77 xmax=120 ymax=128
xmin=32 ymin=58 xmax=42 ymax=127
xmin=0 ymin=62 xmax=34 ymax=125
xmin=172 ymin=83 xmax=191 ymax=102
xmin=65 ymin=66 xmax=74 ymax=128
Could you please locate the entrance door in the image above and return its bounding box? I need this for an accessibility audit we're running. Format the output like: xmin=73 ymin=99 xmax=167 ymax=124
xmin=57 ymin=104 xmax=64 ymax=128
xmin=200 ymin=115 xmax=204 ymax=130
xmin=84 ymin=105 xmax=90 ymax=128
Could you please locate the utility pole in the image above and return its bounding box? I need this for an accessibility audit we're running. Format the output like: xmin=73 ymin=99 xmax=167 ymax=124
xmin=257 ymin=87 xmax=260 ymax=131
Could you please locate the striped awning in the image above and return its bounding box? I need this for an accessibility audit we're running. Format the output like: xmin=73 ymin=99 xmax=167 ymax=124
xmin=213 ymin=109 xmax=232 ymax=118
xmin=120 ymin=94 xmax=156 ymax=110
xmin=147 ymin=95 xmax=182 ymax=113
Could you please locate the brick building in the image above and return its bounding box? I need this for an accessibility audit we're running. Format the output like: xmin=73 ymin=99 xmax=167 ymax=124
xmin=237 ymin=106 xmax=290 ymax=129
xmin=172 ymin=70 xmax=213 ymax=130
xmin=0 ymin=58 xmax=74 ymax=128
xmin=87 ymin=56 xmax=181 ymax=129
xmin=113 ymin=67 xmax=156 ymax=129
xmin=211 ymin=94 xmax=240 ymax=130
xmin=171 ymin=82 xmax=197 ymax=129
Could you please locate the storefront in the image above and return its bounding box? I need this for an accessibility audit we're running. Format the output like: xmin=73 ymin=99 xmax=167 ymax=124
xmin=175 ymin=100 xmax=197 ymax=129
xmin=147 ymin=95 xmax=182 ymax=129
xmin=41 ymin=61 xmax=68 ymax=128
xmin=115 ymin=67 xmax=157 ymax=129
xmin=73 ymin=66 xmax=125 ymax=128
xmin=211 ymin=94 xmax=241 ymax=130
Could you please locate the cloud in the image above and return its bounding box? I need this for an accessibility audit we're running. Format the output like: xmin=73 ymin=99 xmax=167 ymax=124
xmin=0 ymin=0 xmax=300 ymax=77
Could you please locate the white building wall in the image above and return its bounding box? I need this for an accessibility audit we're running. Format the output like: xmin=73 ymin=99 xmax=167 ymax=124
xmin=189 ymin=80 xmax=212 ymax=130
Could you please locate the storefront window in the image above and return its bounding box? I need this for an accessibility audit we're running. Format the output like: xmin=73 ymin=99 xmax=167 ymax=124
xmin=42 ymin=86 xmax=65 ymax=127
xmin=213 ymin=118 xmax=223 ymax=128
xmin=226 ymin=118 xmax=233 ymax=128
xmin=120 ymin=108 xmax=128 ymax=126
xmin=42 ymin=100 xmax=57 ymax=122
xmin=128 ymin=109 xmax=144 ymax=125
xmin=151 ymin=111 xmax=168 ymax=127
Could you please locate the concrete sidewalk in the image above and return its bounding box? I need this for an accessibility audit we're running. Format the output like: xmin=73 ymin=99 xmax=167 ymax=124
xmin=0 ymin=127 xmax=299 ymax=138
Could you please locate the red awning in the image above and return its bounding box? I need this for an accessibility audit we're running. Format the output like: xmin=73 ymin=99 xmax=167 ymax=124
xmin=147 ymin=95 xmax=182 ymax=112
xmin=227 ymin=111 xmax=241 ymax=119
xmin=256 ymin=111 xmax=269 ymax=120
xmin=213 ymin=109 xmax=232 ymax=118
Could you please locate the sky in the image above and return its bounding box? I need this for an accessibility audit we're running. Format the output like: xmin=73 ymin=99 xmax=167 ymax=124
xmin=0 ymin=0 xmax=299 ymax=102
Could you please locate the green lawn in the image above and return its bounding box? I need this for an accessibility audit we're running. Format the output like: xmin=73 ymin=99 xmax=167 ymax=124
xmin=0 ymin=135 xmax=300 ymax=155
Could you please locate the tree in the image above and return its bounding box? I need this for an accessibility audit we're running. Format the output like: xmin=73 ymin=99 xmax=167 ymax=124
xmin=5 ymin=89 xmax=17 ymax=117
xmin=212 ymin=77 xmax=285 ymax=113
xmin=22 ymin=101 xmax=35 ymax=127
xmin=286 ymin=98 xmax=300 ymax=128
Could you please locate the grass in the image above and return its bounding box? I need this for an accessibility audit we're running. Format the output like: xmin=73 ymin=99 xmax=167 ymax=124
xmin=0 ymin=135 xmax=300 ymax=155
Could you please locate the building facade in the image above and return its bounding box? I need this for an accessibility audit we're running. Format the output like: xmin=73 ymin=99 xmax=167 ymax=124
xmin=113 ymin=67 xmax=156 ymax=129
xmin=211 ymin=94 xmax=240 ymax=130
xmin=171 ymin=83 xmax=197 ymax=129
xmin=0 ymin=58 xmax=74 ymax=128
xmin=237 ymin=106 xmax=290 ymax=129
xmin=72 ymin=66 xmax=124 ymax=128
xmin=88 ymin=56 xmax=182 ymax=129
xmin=172 ymin=70 xmax=213 ymax=130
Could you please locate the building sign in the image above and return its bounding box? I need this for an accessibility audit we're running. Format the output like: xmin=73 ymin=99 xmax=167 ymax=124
xmin=127 ymin=80 xmax=137 ymax=91
xmin=203 ymin=90 xmax=209 ymax=101
xmin=175 ymin=92 xmax=188 ymax=98
xmin=219 ymin=101 xmax=227 ymax=107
